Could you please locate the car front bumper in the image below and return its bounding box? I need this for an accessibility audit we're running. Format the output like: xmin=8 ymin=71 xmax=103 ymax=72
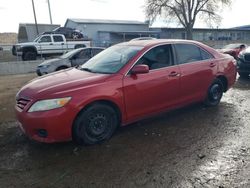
xmin=15 ymin=105 xmax=78 ymax=143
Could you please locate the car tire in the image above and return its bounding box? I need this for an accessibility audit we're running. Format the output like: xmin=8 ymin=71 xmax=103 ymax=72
xmin=22 ymin=51 xmax=37 ymax=61
xmin=73 ymin=104 xmax=118 ymax=145
xmin=238 ymin=72 xmax=249 ymax=78
xmin=204 ymin=79 xmax=223 ymax=106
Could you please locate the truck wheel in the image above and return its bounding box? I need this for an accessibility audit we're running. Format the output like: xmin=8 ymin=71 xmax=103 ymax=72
xmin=72 ymin=32 xmax=80 ymax=39
xmin=204 ymin=79 xmax=223 ymax=107
xmin=72 ymin=104 xmax=118 ymax=145
xmin=22 ymin=51 xmax=37 ymax=61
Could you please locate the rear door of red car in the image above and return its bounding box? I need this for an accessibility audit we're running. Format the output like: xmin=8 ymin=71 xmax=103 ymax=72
xmin=173 ymin=43 xmax=217 ymax=103
xmin=123 ymin=44 xmax=181 ymax=121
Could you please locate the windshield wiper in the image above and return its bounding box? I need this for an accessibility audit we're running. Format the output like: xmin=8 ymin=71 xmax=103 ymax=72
xmin=80 ymin=67 xmax=95 ymax=73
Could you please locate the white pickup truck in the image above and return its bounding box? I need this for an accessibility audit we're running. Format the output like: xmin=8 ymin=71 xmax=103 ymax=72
xmin=12 ymin=34 xmax=91 ymax=61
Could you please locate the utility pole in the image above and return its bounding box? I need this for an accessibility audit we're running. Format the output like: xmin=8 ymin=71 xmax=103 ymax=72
xmin=31 ymin=0 xmax=39 ymax=35
xmin=47 ymin=0 xmax=53 ymax=24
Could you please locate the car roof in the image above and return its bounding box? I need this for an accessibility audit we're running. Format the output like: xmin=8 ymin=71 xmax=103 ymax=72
xmin=118 ymin=39 xmax=205 ymax=48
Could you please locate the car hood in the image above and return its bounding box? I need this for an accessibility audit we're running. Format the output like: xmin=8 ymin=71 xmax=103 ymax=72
xmin=17 ymin=68 xmax=110 ymax=100
xmin=15 ymin=42 xmax=37 ymax=47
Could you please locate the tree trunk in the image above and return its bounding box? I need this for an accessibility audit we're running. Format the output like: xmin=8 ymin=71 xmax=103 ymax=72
xmin=186 ymin=26 xmax=193 ymax=40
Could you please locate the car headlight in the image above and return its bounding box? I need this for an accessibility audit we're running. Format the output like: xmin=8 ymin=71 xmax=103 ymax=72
xmin=28 ymin=97 xmax=71 ymax=112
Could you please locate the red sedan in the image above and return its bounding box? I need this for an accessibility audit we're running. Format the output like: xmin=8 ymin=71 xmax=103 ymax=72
xmin=15 ymin=39 xmax=237 ymax=145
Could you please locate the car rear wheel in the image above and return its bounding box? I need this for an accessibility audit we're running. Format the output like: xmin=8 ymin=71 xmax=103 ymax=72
xmin=204 ymin=79 xmax=223 ymax=106
xmin=73 ymin=104 xmax=118 ymax=145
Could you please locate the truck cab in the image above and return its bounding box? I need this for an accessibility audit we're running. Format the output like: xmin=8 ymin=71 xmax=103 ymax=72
xmin=12 ymin=34 xmax=91 ymax=61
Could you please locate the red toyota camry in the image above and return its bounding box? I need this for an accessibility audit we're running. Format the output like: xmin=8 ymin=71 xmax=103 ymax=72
xmin=15 ymin=39 xmax=237 ymax=145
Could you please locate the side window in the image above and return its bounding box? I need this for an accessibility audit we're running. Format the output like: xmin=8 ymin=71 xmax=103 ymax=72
xmin=174 ymin=44 xmax=202 ymax=64
xmin=39 ymin=36 xmax=52 ymax=43
xmin=200 ymin=49 xmax=214 ymax=60
xmin=174 ymin=43 xmax=213 ymax=64
xmin=92 ymin=49 xmax=103 ymax=56
xmin=136 ymin=44 xmax=173 ymax=70
xmin=53 ymin=35 xmax=64 ymax=42
xmin=75 ymin=49 xmax=91 ymax=59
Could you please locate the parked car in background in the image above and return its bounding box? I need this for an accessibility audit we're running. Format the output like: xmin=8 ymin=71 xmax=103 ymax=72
xmin=43 ymin=27 xmax=85 ymax=39
xmin=12 ymin=34 xmax=91 ymax=61
xmin=15 ymin=39 xmax=236 ymax=145
xmin=0 ymin=46 xmax=3 ymax=51
xmin=237 ymin=47 xmax=250 ymax=78
xmin=218 ymin=43 xmax=246 ymax=59
xmin=36 ymin=47 xmax=105 ymax=76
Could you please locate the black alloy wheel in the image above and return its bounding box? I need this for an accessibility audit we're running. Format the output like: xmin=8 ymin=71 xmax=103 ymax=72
xmin=204 ymin=79 xmax=223 ymax=106
xmin=73 ymin=104 xmax=118 ymax=145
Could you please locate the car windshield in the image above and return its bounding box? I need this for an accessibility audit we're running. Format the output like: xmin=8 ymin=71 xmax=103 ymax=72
xmin=80 ymin=45 xmax=143 ymax=74
xmin=223 ymin=44 xmax=241 ymax=49
xmin=33 ymin=35 xmax=41 ymax=42
xmin=60 ymin=48 xmax=82 ymax=59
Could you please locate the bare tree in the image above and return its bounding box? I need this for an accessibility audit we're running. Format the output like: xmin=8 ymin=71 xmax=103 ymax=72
xmin=145 ymin=0 xmax=232 ymax=39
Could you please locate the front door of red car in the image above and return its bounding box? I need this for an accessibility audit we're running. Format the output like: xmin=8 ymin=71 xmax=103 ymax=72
xmin=123 ymin=44 xmax=181 ymax=121
xmin=173 ymin=43 xmax=217 ymax=103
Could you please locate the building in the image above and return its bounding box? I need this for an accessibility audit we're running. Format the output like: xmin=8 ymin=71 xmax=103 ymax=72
xmin=64 ymin=18 xmax=160 ymax=46
xmin=150 ymin=27 xmax=250 ymax=48
xmin=17 ymin=23 xmax=60 ymax=42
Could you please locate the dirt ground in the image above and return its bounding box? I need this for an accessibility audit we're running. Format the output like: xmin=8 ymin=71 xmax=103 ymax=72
xmin=0 ymin=73 xmax=250 ymax=188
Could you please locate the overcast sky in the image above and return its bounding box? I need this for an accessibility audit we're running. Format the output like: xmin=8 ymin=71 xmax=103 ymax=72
xmin=0 ymin=0 xmax=249 ymax=33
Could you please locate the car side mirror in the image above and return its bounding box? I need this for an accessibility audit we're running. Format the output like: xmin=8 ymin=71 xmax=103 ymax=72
xmin=131 ymin=65 xmax=149 ymax=75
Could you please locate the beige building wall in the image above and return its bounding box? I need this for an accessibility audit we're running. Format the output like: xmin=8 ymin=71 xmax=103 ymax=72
xmin=0 ymin=33 xmax=17 ymax=44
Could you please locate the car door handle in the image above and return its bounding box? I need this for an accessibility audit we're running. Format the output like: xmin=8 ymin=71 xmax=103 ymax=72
xmin=209 ymin=62 xmax=216 ymax=67
xmin=61 ymin=43 xmax=64 ymax=45
xmin=168 ymin=72 xmax=180 ymax=77
xmin=49 ymin=43 xmax=53 ymax=45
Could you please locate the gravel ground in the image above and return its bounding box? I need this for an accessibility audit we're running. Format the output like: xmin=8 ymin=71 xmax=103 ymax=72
xmin=0 ymin=73 xmax=250 ymax=188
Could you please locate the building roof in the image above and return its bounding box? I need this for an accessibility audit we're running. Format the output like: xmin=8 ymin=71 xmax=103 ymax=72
xmin=231 ymin=25 xmax=250 ymax=30
xmin=98 ymin=30 xmax=160 ymax=34
xmin=66 ymin=18 xmax=147 ymax=25
xmin=150 ymin=27 xmax=250 ymax=32
xmin=19 ymin=23 xmax=60 ymax=27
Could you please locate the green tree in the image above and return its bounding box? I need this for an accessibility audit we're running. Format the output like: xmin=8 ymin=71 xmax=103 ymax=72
xmin=145 ymin=0 xmax=232 ymax=39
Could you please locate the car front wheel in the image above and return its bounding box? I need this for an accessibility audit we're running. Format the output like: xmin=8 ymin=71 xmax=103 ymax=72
xmin=204 ymin=79 xmax=223 ymax=106
xmin=73 ymin=104 xmax=118 ymax=145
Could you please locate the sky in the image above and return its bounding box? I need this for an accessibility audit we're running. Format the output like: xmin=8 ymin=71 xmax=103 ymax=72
xmin=0 ymin=0 xmax=249 ymax=33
